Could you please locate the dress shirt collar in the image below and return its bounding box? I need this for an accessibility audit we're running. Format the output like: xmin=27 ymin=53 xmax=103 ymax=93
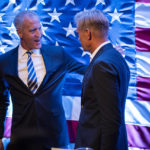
xmin=18 ymin=44 xmax=41 ymax=59
xmin=90 ymin=41 xmax=110 ymax=61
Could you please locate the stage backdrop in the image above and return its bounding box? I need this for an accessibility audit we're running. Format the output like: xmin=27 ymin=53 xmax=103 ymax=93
xmin=0 ymin=0 xmax=150 ymax=149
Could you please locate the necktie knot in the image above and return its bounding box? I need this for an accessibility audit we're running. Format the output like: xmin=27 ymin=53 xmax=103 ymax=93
xmin=26 ymin=51 xmax=33 ymax=57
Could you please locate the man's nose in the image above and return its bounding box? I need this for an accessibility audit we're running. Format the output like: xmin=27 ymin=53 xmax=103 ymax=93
xmin=36 ymin=29 xmax=42 ymax=37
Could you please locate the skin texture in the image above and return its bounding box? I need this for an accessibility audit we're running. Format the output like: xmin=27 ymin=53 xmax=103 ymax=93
xmin=17 ymin=16 xmax=43 ymax=51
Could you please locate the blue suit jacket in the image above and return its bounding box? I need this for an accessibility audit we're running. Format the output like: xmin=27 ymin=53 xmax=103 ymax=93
xmin=0 ymin=45 xmax=87 ymax=148
xmin=75 ymin=43 xmax=130 ymax=150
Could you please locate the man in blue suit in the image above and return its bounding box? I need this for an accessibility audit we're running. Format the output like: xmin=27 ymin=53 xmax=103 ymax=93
xmin=0 ymin=10 xmax=87 ymax=150
xmin=74 ymin=9 xmax=130 ymax=150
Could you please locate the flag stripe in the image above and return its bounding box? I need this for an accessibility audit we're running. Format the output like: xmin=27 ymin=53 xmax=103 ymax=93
xmin=135 ymin=2 xmax=150 ymax=28
xmin=136 ymin=0 xmax=150 ymax=3
xmin=137 ymin=76 xmax=150 ymax=101
xmin=134 ymin=1 xmax=150 ymax=150
xmin=135 ymin=27 xmax=150 ymax=52
xmin=126 ymin=124 xmax=150 ymax=148
xmin=136 ymin=51 xmax=150 ymax=77
xmin=125 ymin=100 xmax=150 ymax=126
xmin=129 ymin=147 xmax=150 ymax=150
xmin=4 ymin=117 xmax=11 ymax=138
xmin=67 ymin=120 xmax=78 ymax=143
xmin=62 ymin=96 xmax=81 ymax=121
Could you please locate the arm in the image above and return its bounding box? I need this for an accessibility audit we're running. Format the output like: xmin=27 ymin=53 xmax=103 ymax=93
xmin=0 ymin=77 xmax=10 ymax=141
xmin=64 ymin=48 xmax=89 ymax=75
xmin=92 ymin=62 xmax=122 ymax=150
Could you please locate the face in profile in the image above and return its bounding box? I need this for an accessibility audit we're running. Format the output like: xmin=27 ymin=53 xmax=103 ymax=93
xmin=77 ymin=28 xmax=89 ymax=52
xmin=18 ymin=16 xmax=43 ymax=50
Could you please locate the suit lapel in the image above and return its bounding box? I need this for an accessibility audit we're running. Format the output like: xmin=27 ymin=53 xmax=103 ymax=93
xmin=10 ymin=47 xmax=32 ymax=90
xmin=37 ymin=46 xmax=54 ymax=91
xmin=8 ymin=47 xmax=18 ymax=76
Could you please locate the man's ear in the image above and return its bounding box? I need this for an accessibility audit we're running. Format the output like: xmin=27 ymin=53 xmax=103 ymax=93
xmin=17 ymin=29 xmax=23 ymax=39
xmin=86 ymin=28 xmax=91 ymax=40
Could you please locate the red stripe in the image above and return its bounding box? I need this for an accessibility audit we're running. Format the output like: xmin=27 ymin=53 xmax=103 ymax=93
xmin=136 ymin=0 xmax=150 ymax=2
xmin=67 ymin=120 xmax=78 ymax=143
xmin=135 ymin=27 xmax=150 ymax=52
xmin=4 ymin=117 xmax=12 ymax=138
xmin=126 ymin=124 xmax=150 ymax=148
xmin=137 ymin=76 xmax=150 ymax=101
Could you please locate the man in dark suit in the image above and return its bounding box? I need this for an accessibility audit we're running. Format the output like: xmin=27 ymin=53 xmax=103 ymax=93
xmin=0 ymin=10 xmax=87 ymax=150
xmin=74 ymin=9 xmax=130 ymax=150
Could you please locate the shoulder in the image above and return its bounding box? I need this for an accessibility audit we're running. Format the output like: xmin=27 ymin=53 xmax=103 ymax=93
xmin=41 ymin=44 xmax=64 ymax=54
xmin=0 ymin=46 xmax=18 ymax=62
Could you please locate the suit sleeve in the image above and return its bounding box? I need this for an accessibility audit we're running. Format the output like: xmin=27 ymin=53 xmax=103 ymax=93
xmin=92 ymin=61 xmax=122 ymax=150
xmin=0 ymin=77 xmax=10 ymax=139
xmin=64 ymin=49 xmax=88 ymax=75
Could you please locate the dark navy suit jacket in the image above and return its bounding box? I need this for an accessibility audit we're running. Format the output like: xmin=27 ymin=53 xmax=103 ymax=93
xmin=75 ymin=43 xmax=130 ymax=150
xmin=0 ymin=45 xmax=87 ymax=149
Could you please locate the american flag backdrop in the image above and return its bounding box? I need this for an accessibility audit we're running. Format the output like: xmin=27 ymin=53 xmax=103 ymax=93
xmin=0 ymin=0 xmax=150 ymax=149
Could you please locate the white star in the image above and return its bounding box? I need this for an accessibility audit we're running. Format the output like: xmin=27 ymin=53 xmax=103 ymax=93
xmin=55 ymin=41 xmax=59 ymax=46
xmin=65 ymin=0 xmax=75 ymax=6
xmin=0 ymin=13 xmax=4 ymax=22
xmin=9 ymin=0 xmax=16 ymax=4
xmin=108 ymin=8 xmax=123 ymax=23
xmin=48 ymin=8 xmax=62 ymax=22
xmin=30 ymin=0 xmax=45 ymax=10
xmin=80 ymin=47 xmax=91 ymax=57
xmin=37 ymin=0 xmax=45 ymax=5
xmin=6 ymin=23 xmax=18 ymax=37
xmin=63 ymin=23 xmax=76 ymax=37
xmin=41 ymin=24 xmax=48 ymax=36
xmin=41 ymin=23 xmax=52 ymax=41
xmin=96 ymin=0 xmax=105 ymax=6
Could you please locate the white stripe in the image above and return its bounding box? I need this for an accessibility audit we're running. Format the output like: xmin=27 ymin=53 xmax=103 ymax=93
xmin=135 ymin=2 xmax=150 ymax=28
xmin=62 ymin=96 xmax=81 ymax=121
xmin=27 ymin=59 xmax=32 ymax=68
xmin=28 ymin=65 xmax=34 ymax=76
xmin=125 ymin=99 xmax=150 ymax=127
xmin=136 ymin=51 xmax=150 ymax=77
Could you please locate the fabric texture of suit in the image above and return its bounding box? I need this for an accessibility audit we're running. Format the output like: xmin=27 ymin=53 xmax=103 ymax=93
xmin=0 ymin=44 xmax=87 ymax=149
xmin=75 ymin=43 xmax=130 ymax=150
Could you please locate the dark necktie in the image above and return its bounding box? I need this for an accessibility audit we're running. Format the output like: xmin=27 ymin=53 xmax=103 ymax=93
xmin=26 ymin=51 xmax=38 ymax=93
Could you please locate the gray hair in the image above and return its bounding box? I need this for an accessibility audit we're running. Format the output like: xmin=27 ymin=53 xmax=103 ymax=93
xmin=74 ymin=9 xmax=109 ymax=37
xmin=14 ymin=10 xmax=40 ymax=30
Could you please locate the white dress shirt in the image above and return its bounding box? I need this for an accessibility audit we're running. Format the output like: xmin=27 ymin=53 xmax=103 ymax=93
xmin=90 ymin=41 xmax=110 ymax=62
xmin=18 ymin=45 xmax=46 ymax=88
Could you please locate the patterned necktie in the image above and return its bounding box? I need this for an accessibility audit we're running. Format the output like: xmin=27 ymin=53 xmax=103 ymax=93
xmin=26 ymin=51 xmax=38 ymax=93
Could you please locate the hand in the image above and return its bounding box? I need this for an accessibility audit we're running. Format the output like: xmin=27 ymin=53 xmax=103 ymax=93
xmin=0 ymin=139 xmax=4 ymax=150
